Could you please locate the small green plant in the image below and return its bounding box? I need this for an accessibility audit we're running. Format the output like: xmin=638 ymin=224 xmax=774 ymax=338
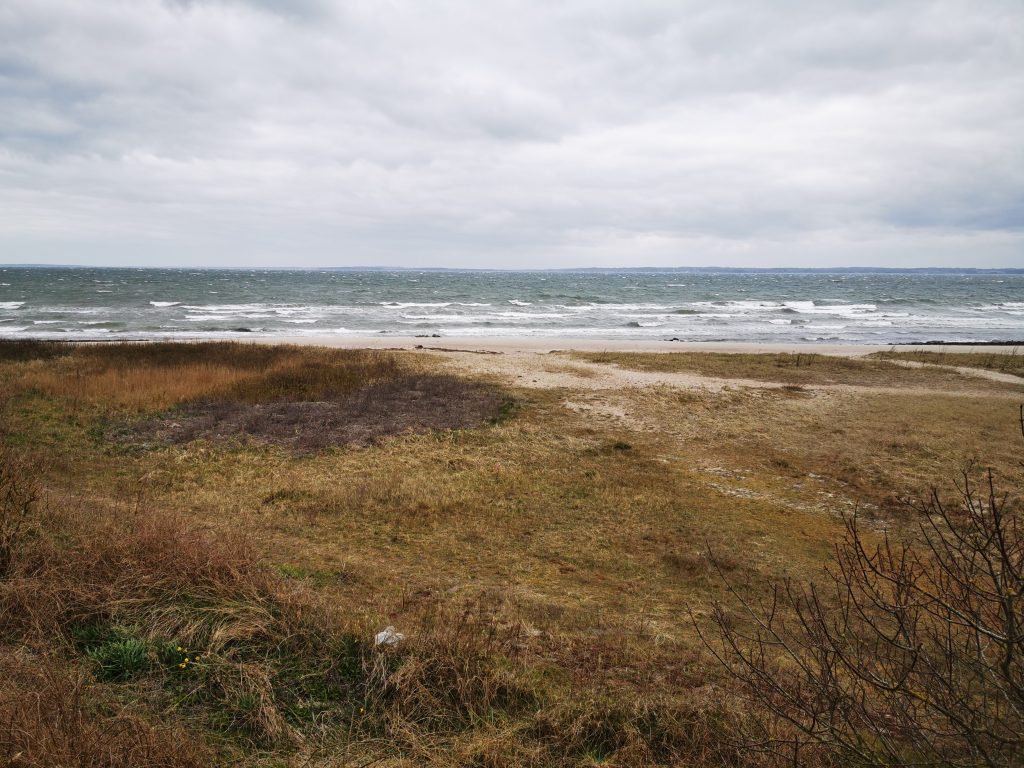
xmin=87 ymin=636 xmax=151 ymax=681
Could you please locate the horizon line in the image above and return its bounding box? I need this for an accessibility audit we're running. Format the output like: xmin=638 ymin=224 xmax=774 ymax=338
xmin=2 ymin=264 xmax=1024 ymax=274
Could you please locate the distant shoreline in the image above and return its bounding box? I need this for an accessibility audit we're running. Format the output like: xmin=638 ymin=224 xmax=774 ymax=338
xmin=3 ymin=264 xmax=1024 ymax=274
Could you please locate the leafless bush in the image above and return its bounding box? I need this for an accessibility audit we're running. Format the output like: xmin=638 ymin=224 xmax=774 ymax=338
xmin=700 ymin=466 xmax=1023 ymax=767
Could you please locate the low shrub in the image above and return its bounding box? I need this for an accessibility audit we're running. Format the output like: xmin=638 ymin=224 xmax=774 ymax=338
xmin=702 ymin=466 xmax=1024 ymax=767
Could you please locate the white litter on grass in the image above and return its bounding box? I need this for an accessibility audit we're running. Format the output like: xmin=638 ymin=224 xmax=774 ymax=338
xmin=374 ymin=626 xmax=405 ymax=647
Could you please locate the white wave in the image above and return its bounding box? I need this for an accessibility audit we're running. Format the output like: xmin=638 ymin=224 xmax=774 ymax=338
xmin=57 ymin=307 xmax=112 ymax=315
xmin=379 ymin=302 xmax=453 ymax=308
xmin=612 ymin=314 xmax=674 ymax=321
xmin=0 ymin=301 xmax=24 ymax=309
xmin=398 ymin=314 xmax=469 ymax=322
xmin=599 ymin=303 xmax=673 ymax=311
xmin=508 ymin=299 xmax=532 ymax=306
xmin=49 ymin=327 xmax=113 ymax=333
xmin=686 ymin=301 xmax=781 ymax=314
xmin=493 ymin=311 xmax=568 ymax=319
xmin=785 ymin=302 xmax=877 ymax=315
xmin=399 ymin=312 xmax=569 ymax=323
xmin=150 ymin=301 xmax=180 ymax=307
xmin=181 ymin=303 xmax=273 ymax=313
xmin=435 ymin=326 xmax=681 ymax=337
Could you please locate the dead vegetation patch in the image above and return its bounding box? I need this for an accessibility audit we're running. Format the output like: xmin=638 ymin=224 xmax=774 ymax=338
xmin=119 ymin=374 xmax=510 ymax=453
xmin=0 ymin=342 xmax=512 ymax=452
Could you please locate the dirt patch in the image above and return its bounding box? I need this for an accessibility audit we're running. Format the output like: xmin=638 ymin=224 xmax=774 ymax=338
xmin=116 ymin=374 xmax=510 ymax=453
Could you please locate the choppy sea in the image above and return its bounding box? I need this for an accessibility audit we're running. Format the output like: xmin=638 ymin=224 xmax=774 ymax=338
xmin=1 ymin=267 xmax=1023 ymax=344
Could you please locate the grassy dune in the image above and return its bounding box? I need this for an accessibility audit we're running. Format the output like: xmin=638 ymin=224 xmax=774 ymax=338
xmin=0 ymin=342 xmax=1020 ymax=766
xmin=870 ymin=347 xmax=1024 ymax=373
xmin=569 ymin=349 xmax=1024 ymax=389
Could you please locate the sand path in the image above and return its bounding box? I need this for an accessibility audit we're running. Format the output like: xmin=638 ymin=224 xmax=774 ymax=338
xmin=429 ymin=350 xmax=772 ymax=391
xmin=418 ymin=347 xmax=1023 ymax=398
xmin=883 ymin=358 xmax=1024 ymax=386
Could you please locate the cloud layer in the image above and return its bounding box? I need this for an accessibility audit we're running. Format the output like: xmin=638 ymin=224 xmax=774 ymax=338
xmin=1 ymin=0 xmax=1022 ymax=267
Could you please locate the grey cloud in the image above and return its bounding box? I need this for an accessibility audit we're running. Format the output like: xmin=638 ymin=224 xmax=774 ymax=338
xmin=0 ymin=0 xmax=1021 ymax=267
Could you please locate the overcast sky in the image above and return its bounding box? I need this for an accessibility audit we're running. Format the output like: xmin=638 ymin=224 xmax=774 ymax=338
xmin=1 ymin=0 xmax=1022 ymax=268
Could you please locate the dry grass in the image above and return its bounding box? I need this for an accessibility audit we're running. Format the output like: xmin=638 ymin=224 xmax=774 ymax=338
xmin=0 ymin=341 xmax=411 ymax=411
xmin=1 ymin=340 xmax=1019 ymax=766
xmin=871 ymin=347 xmax=1024 ymax=374
xmin=1 ymin=341 xmax=509 ymax=453
xmin=0 ymin=455 xmax=327 ymax=748
xmin=0 ymin=441 xmax=749 ymax=766
xmin=0 ymin=650 xmax=213 ymax=768
xmin=570 ymin=350 xmax=1023 ymax=391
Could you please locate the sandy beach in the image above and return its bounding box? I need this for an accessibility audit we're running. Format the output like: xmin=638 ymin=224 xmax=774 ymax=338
xmin=252 ymin=335 xmax=1024 ymax=398
xmin=264 ymin=334 xmax=1024 ymax=355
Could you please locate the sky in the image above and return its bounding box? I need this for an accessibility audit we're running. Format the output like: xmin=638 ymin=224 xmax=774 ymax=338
xmin=0 ymin=0 xmax=1022 ymax=269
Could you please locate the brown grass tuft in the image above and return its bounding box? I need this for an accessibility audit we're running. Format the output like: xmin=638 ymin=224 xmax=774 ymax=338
xmin=0 ymin=650 xmax=212 ymax=768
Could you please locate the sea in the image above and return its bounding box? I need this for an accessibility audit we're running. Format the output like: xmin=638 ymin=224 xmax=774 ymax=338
xmin=1 ymin=267 xmax=1023 ymax=344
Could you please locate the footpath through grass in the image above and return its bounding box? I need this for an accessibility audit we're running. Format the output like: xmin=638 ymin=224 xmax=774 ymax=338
xmin=570 ymin=349 xmax=1024 ymax=390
